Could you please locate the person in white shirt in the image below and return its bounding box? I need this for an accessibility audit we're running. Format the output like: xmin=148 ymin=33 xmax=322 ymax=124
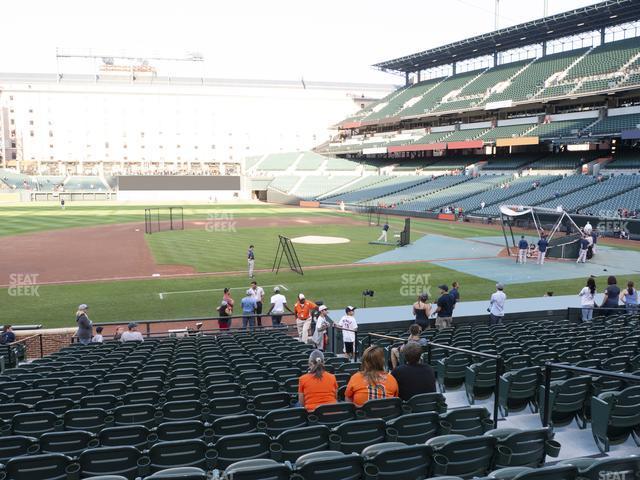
xmin=91 ymin=326 xmax=104 ymax=343
xmin=120 ymin=322 xmax=144 ymax=342
xmin=578 ymin=277 xmax=596 ymax=321
xmin=249 ymin=281 xmax=265 ymax=327
xmin=339 ymin=306 xmax=358 ymax=361
xmin=312 ymin=305 xmax=331 ymax=351
xmin=267 ymin=286 xmax=292 ymax=327
xmin=489 ymin=283 xmax=506 ymax=326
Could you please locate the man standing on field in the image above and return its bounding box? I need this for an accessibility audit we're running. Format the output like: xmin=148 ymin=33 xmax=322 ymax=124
xmin=517 ymin=236 xmax=528 ymax=264
xmin=247 ymin=245 xmax=255 ymax=278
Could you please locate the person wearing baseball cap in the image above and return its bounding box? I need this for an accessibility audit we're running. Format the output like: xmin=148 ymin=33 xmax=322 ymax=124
xmin=339 ymin=306 xmax=358 ymax=361
xmin=489 ymin=283 xmax=507 ymax=326
xmin=75 ymin=304 xmax=93 ymax=345
xmin=241 ymin=289 xmax=258 ymax=331
xmin=121 ymin=322 xmax=144 ymax=343
xmin=267 ymin=286 xmax=293 ymax=327
xmin=435 ymin=285 xmax=454 ymax=330
xmin=311 ymin=305 xmax=331 ymax=351
xmin=294 ymin=293 xmax=317 ymax=343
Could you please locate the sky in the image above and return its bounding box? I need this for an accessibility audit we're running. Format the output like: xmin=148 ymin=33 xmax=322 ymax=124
xmin=3 ymin=0 xmax=602 ymax=85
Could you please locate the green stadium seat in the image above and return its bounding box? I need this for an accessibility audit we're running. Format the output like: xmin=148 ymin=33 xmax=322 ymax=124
xmin=386 ymin=412 xmax=443 ymax=444
xmin=485 ymin=427 xmax=560 ymax=468
xmin=590 ymin=385 xmax=640 ymax=453
xmin=222 ymin=460 xmax=290 ymax=480
xmin=2 ymin=453 xmax=72 ymax=480
xmin=78 ymin=446 xmax=143 ymax=480
xmin=538 ymin=375 xmax=591 ymax=428
xmin=499 ymin=366 xmax=540 ymax=417
xmin=0 ymin=435 xmax=39 ymax=463
xmin=440 ymin=407 xmax=493 ymax=437
xmin=211 ymin=433 xmax=271 ymax=470
xmin=98 ymin=425 xmax=151 ymax=450
xmin=293 ymin=451 xmax=363 ymax=480
xmin=427 ymin=434 xmax=497 ymax=478
xmin=39 ymin=430 xmax=96 ymax=456
xmin=361 ymin=442 xmax=433 ymax=480
xmin=271 ymin=425 xmax=331 ymax=462
xmin=331 ymin=418 xmax=387 ymax=454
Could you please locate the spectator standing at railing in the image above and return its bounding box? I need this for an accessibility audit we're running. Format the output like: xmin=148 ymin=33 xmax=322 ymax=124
xmin=578 ymin=277 xmax=597 ymax=322
xmin=217 ymin=300 xmax=232 ymax=330
xmin=620 ymin=281 xmax=638 ymax=315
xmin=75 ymin=304 xmax=93 ymax=345
xmin=294 ymin=294 xmax=317 ymax=343
xmin=311 ymin=305 xmax=331 ymax=351
xmin=249 ymin=281 xmax=265 ymax=327
xmin=488 ymin=283 xmax=506 ymax=326
xmin=412 ymin=294 xmax=432 ymax=330
xmin=241 ymin=290 xmax=258 ymax=331
xmin=222 ymin=288 xmax=234 ymax=313
xmin=0 ymin=325 xmax=15 ymax=345
xmin=601 ymin=276 xmax=621 ymax=317
xmin=338 ymin=306 xmax=358 ymax=361
xmin=267 ymin=286 xmax=293 ymax=327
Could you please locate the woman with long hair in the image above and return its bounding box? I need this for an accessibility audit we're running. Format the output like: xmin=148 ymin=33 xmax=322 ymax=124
xmin=345 ymin=345 xmax=398 ymax=407
xmin=578 ymin=277 xmax=596 ymax=322
xmin=297 ymin=350 xmax=337 ymax=412
xmin=223 ymin=288 xmax=234 ymax=312
xmin=621 ymin=280 xmax=638 ymax=314
xmin=413 ymin=293 xmax=432 ymax=330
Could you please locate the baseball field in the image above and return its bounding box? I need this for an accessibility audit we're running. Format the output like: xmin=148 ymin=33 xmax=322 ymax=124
xmin=1 ymin=202 xmax=638 ymax=328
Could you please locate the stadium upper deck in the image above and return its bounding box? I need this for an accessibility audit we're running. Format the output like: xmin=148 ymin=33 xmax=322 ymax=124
xmin=337 ymin=0 xmax=640 ymax=133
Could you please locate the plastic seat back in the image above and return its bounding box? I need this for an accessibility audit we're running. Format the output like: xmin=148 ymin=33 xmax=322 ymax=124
xmin=98 ymin=425 xmax=150 ymax=450
xmin=332 ymin=418 xmax=386 ymax=454
xmin=272 ymin=425 xmax=330 ymax=463
xmin=212 ymin=433 xmax=271 ymax=470
xmin=4 ymin=453 xmax=71 ymax=480
xmin=386 ymin=412 xmax=441 ymax=444
xmin=78 ymin=445 xmax=142 ymax=480
xmin=361 ymin=442 xmax=432 ymax=480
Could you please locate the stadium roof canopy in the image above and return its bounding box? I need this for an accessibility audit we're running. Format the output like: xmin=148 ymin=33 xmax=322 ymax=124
xmin=374 ymin=0 xmax=640 ymax=74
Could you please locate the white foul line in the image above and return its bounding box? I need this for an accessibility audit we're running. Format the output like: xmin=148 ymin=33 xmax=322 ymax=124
xmin=158 ymin=284 xmax=289 ymax=299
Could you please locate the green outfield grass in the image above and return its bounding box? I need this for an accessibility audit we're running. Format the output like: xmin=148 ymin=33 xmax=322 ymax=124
xmin=1 ymin=202 xmax=638 ymax=328
xmin=0 ymin=203 xmax=339 ymax=237
xmin=0 ymin=261 xmax=619 ymax=328
xmin=147 ymin=224 xmax=396 ymax=272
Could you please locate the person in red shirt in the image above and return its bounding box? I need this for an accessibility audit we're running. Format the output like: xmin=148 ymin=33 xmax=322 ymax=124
xmin=293 ymin=293 xmax=317 ymax=343
xmin=298 ymin=349 xmax=338 ymax=412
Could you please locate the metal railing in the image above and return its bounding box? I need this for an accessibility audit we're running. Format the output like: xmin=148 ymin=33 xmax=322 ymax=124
xmin=541 ymin=362 xmax=640 ymax=428
xmin=92 ymin=312 xmax=298 ymax=339
xmin=366 ymin=331 xmax=504 ymax=429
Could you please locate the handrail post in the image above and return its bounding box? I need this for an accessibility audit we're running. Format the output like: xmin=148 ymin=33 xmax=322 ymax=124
xmin=331 ymin=326 xmax=335 ymax=355
xmin=355 ymin=331 xmax=358 ymax=360
xmin=427 ymin=343 xmax=433 ymax=365
xmin=146 ymin=322 xmax=151 ymax=339
xmin=493 ymin=355 xmax=503 ymax=429
xmin=542 ymin=362 xmax=552 ymax=427
xmin=39 ymin=334 xmax=44 ymax=358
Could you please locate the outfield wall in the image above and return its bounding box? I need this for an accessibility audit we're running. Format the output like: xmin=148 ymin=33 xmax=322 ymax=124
xmin=117 ymin=175 xmax=248 ymax=202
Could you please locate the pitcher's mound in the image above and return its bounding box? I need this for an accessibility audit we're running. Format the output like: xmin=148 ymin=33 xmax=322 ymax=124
xmin=291 ymin=235 xmax=350 ymax=245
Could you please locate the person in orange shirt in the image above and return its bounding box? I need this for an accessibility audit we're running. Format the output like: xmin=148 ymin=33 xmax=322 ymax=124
xmin=345 ymin=345 xmax=398 ymax=407
xmin=298 ymin=349 xmax=338 ymax=412
xmin=293 ymin=293 xmax=317 ymax=343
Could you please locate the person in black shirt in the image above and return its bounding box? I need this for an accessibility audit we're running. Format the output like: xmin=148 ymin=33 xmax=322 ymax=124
xmin=436 ymin=285 xmax=454 ymax=329
xmin=391 ymin=343 xmax=436 ymax=401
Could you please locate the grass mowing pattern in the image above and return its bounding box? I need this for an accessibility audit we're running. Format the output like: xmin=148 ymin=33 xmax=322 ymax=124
xmin=1 ymin=202 xmax=638 ymax=327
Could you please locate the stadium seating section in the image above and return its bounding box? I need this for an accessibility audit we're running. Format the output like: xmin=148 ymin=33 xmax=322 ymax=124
xmin=2 ymin=315 xmax=640 ymax=479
